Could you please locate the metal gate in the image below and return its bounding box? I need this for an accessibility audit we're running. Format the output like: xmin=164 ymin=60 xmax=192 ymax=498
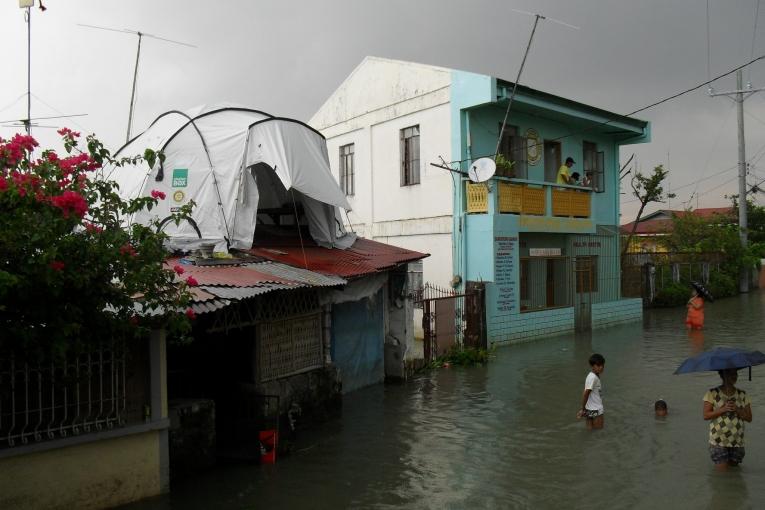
xmin=418 ymin=283 xmax=486 ymax=362
xmin=574 ymin=257 xmax=593 ymax=332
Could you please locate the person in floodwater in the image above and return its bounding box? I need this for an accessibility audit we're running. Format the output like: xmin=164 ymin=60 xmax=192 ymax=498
xmin=655 ymin=399 xmax=668 ymax=417
xmin=685 ymin=286 xmax=704 ymax=330
xmin=576 ymin=353 xmax=605 ymax=429
xmin=703 ymin=368 xmax=752 ymax=471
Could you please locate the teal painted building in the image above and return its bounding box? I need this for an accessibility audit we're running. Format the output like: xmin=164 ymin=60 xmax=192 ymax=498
xmin=450 ymin=70 xmax=650 ymax=343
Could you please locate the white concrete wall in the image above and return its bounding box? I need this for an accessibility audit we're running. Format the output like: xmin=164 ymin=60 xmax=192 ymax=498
xmin=312 ymin=57 xmax=455 ymax=288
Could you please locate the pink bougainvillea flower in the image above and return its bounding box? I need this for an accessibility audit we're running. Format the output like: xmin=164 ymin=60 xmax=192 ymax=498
xmin=150 ymin=189 xmax=166 ymax=200
xmin=49 ymin=260 xmax=65 ymax=271
xmin=84 ymin=222 xmax=103 ymax=234
xmin=185 ymin=308 xmax=196 ymax=320
xmin=119 ymin=243 xmax=138 ymax=257
xmin=57 ymin=127 xmax=80 ymax=138
xmin=173 ymin=265 xmax=185 ymax=275
xmin=51 ymin=190 xmax=88 ymax=218
xmin=185 ymin=276 xmax=198 ymax=286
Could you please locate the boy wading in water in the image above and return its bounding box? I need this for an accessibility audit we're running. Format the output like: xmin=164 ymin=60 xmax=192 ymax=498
xmin=703 ymin=368 xmax=752 ymax=471
xmin=577 ymin=354 xmax=605 ymax=429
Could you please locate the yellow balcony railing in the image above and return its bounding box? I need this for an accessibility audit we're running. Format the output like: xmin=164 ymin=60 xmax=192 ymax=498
xmin=466 ymin=182 xmax=488 ymax=213
xmin=552 ymin=189 xmax=591 ymax=218
xmin=498 ymin=182 xmax=545 ymax=215
xmin=467 ymin=180 xmax=590 ymax=218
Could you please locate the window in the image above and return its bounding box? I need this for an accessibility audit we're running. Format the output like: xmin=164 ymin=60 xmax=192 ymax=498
xmin=400 ymin=125 xmax=420 ymax=186
xmin=583 ymin=142 xmax=605 ymax=192
xmin=339 ymin=143 xmax=355 ymax=196
xmin=575 ymin=256 xmax=598 ymax=293
xmin=407 ymin=260 xmax=424 ymax=304
xmin=498 ymin=124 xmax=528 ymax=179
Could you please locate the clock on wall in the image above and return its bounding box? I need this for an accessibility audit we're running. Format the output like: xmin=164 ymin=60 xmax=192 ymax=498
xmin=525 ymin=128 xmax=540 ymax=166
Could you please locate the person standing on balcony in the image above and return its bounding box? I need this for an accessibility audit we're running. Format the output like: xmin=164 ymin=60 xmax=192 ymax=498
xmin=557 ymin=157 xmax=576 ymax=184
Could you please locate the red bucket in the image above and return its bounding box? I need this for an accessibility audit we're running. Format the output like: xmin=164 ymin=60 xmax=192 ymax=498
xmin=259 ymin=429 xmax=278 ymax=464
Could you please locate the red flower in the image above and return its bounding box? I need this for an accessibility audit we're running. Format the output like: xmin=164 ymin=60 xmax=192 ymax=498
xmin=119 ymin=243 xmax=137 ymax=257
xmin=51 ymin=190 xmax=88 ymax=218
xmin=57 ymin=127 xmax=80 ymax=138
xmin=49 ymin=260 xmax=65 ymax=271
xmin=129 ymin=315 xmax=140 ymax=326
xmin=173 ymin=265 xmax=185 ymax=275
xmin=185 ymin=308 xmax=196 ymax=320
xmin=84 ymin=222 xmax=103 ymax=234
xmin=0 ymin=176 xmax=6 ymax=191
xmin=185 ymin=276 xmax=198 ymax=286
xmin=150 ymin=189 xmax=166 ymax=200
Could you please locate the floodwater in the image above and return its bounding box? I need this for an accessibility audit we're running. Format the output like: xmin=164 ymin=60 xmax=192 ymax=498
xmin=124 ymin=292 xmax=765 ymax=510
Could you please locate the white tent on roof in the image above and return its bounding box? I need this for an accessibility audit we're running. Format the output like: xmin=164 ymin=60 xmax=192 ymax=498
xmin=107 ymin=105 xmax=355 ymax=251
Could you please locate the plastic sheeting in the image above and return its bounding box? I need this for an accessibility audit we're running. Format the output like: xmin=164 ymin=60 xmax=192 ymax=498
xmin=319 ymin=273 xmax=387 ymax=305
xmin=107 ymin=105 xmax=355 ymax=251
xmin=331 ymin=289 xmax=385 ymax=393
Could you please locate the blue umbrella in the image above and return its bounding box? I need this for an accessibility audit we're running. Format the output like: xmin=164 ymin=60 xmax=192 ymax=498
xmin=675 ymin=347 xmax=765 ymax=380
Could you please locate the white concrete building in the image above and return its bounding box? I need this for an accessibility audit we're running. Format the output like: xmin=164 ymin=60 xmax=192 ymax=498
xmin=309 ymin=57 xmax=455 ymax=289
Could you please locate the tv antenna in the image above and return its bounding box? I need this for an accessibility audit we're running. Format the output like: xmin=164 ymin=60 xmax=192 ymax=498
xmin=495 ymin=10 xmax=579 ymax=160
xmin=14 ymin=1 xmax=85 ymax=136
xmin=77 ymin=23 xmax=196 ymax=142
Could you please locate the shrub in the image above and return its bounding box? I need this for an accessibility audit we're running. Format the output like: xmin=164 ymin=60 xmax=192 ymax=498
xmin=707 ymin=270 xmax=737 ymax=299
xmin=0 ymin=130 xmax=194 ymax=356
xmin=653 ymin=281 xmax=689 ymax=307
xmin=429 ymin=346 xmax=493 ymax=368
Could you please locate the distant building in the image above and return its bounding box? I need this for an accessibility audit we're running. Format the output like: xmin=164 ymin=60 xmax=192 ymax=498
xmin=311 ymin=57 xmax=651 ymax=343
xmin=621 ymin=208 xmax=735 ymax=253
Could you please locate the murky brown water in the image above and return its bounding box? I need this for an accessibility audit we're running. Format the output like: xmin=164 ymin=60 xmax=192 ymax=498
xmin=124 ymin=292 xmax=765 ymax=510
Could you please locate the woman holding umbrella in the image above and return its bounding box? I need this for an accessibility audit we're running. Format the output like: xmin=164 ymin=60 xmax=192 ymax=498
xmin=703 ymin=368 xmax=752 ymax=471
xmin=686 ymin=282 xmax=712 ymax=330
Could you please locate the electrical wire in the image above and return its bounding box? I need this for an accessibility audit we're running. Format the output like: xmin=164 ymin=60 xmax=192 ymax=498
xmin=447 ymin=52 xmax=765 ymax=166
xmin=707 ymin=0 xmax=712 ymax=83
xmin=750 ymin=0 xmax=761 ymax=82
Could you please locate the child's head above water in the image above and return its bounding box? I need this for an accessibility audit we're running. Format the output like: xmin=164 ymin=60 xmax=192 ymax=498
xmin=655 ymin=399 xmax=668 ymax=417
xmin=588 ymin=353 xmax=605 ymax=374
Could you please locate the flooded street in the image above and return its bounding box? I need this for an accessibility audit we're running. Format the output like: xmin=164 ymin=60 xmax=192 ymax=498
xmin=127 ymin=292 xmax=765 ymax=510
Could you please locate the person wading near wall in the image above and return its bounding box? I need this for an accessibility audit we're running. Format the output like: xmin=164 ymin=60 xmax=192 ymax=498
xmin=703 ymin=369 xmax=752 ymax=471
xmin=557 ymin=157 xmax=575 ymax=185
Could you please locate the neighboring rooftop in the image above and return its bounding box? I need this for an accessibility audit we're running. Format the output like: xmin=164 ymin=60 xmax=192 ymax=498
xmin=620 ymin=208 xmax=735 ymax=235
xmin=178 ymin=231 xmax=428 ymax=315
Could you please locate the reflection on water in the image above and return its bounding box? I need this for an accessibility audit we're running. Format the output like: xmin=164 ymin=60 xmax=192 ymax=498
xmin=123 ymin=292 xmax=765 ymax=510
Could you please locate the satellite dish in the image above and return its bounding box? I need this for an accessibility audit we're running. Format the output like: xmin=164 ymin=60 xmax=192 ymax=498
xmin=468 ymin=158 xmax=496 ymax=183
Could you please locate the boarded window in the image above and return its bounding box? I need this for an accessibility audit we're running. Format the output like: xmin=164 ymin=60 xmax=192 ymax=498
xmin=575 ymin=256 xmax=599 ymax=293
xmin=339 ymin=143 xmax=355 ymax=196
xmin=257 ymin=313 xmax=323 ymax=382
xmin=400 ymin=125 xmax=420 ymax=186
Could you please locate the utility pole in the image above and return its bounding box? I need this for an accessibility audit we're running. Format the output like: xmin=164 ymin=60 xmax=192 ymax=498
xmin=709 ymin=69 xmax=765 ymax=293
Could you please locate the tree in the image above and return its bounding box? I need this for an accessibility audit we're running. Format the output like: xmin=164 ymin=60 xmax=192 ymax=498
xmin=0 ymin=129 xmax=195 ymax=356
xmin=622 ymin=165 xmax=675 ymax=256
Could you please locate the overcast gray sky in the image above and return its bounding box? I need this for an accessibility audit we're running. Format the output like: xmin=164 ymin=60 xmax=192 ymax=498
xmin=2 ymin=0 xmax=764 ymax=222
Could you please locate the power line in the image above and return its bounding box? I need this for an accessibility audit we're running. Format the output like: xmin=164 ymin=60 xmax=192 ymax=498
xmin=449 ymin=52 xmax=765 ymax=166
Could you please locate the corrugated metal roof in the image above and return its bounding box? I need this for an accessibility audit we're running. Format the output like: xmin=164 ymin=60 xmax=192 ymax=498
xmin=248 ymin=236 xmax=428 ymax=279
xmin=250 ymin=261 xmax=346 ymax=287
xmin=164 ymin=235 xmax=427 ymax=315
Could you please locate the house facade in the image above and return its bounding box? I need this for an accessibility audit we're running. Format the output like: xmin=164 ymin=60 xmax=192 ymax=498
xmin=311 ymin=57 xmax=652 ymax=343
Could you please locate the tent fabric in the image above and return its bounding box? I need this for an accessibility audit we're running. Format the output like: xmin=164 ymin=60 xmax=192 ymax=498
xmin=106 ymin=105 xmax=355 ymax=251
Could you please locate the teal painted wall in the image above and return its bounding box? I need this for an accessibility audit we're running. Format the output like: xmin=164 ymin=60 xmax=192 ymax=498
xmin=449 ymin=70 xmax=647 ymax=343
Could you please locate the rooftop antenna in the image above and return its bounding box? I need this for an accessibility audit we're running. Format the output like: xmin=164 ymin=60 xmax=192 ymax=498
xmin=77 ymin=23 xmax=196 ymax=142
xmin=495 ymin=10 xmax=579 ymax=160
xmin=13 ymin=1 xmax=84 ymax=138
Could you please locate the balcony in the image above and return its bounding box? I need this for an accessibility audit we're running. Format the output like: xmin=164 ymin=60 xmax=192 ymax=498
xmin=465 ymin=179 xmax=591 ymax=218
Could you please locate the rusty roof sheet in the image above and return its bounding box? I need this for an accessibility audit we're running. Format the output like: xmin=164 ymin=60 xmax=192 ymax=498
xmin=164 ymin=235 xmax=426 ymax=315
xmin=249 ymin=261 xmax=346 ymax=287
xmin=248 ymin=236 xmax=428 ymax=279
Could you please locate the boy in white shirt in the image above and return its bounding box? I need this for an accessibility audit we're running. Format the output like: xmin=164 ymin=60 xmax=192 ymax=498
xmin=576 ymin=353 xmax=605 ymax=429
